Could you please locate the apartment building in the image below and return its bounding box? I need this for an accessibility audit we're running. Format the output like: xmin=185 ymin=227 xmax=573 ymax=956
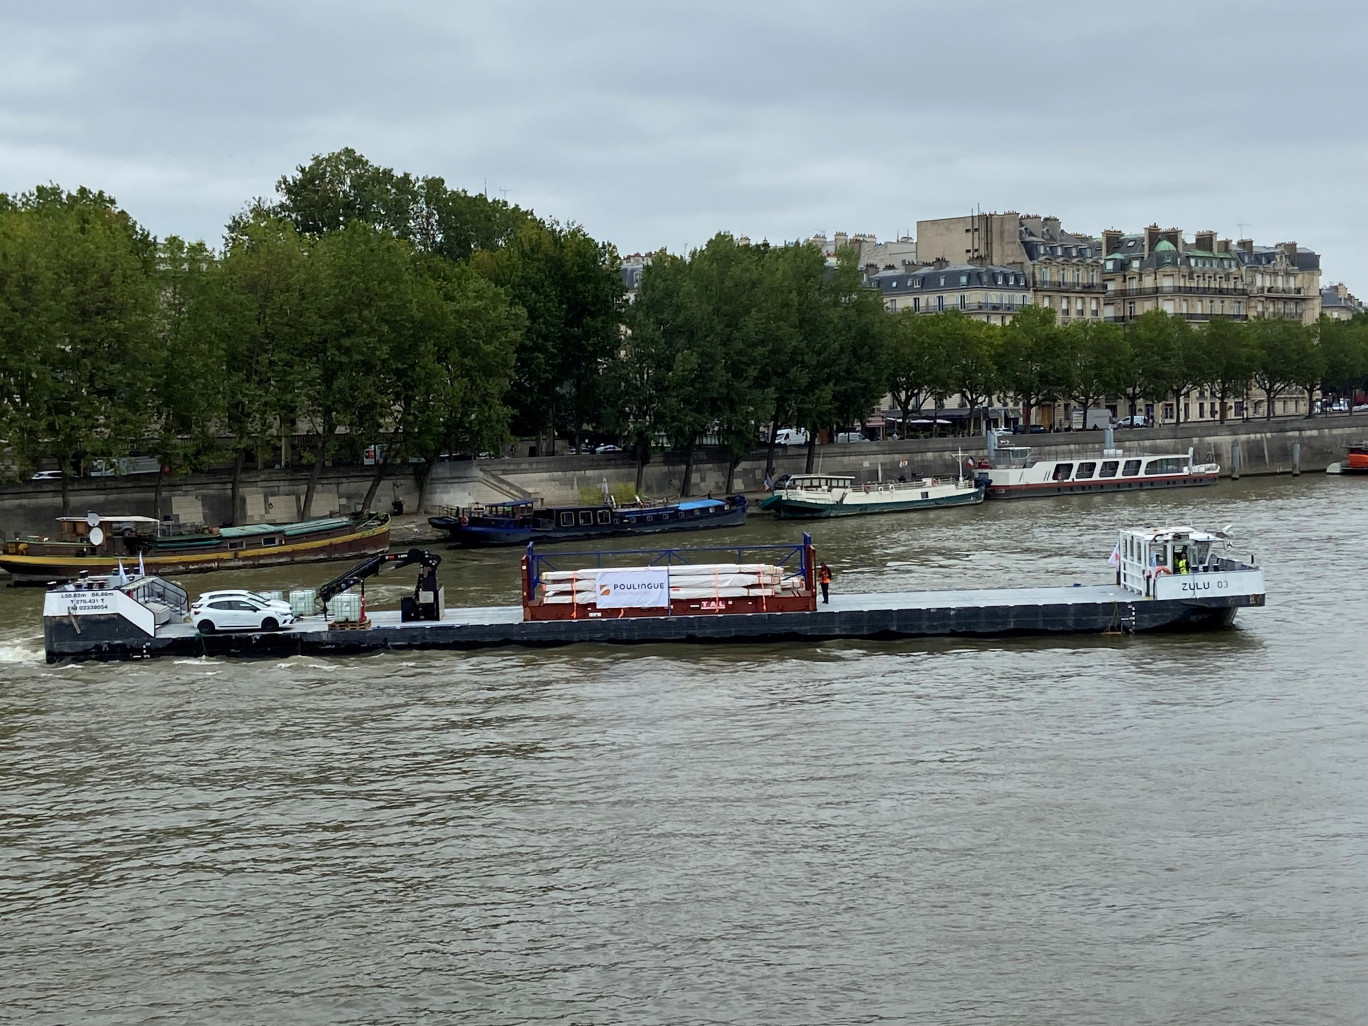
xmin=1320 ymin=282 xmax=1364 ymax=320
xmin=915 ymin=212 xmax=1105 ymax=324
xmin=1100 ymin=227 xmax=1321 ymax=325
xmin=871 ymin=262 xmax=1031 ymax=324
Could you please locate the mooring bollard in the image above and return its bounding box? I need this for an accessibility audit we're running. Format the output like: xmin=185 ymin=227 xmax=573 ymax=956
xmin=1231 ymin=441 xmax=1241 ymax=480
xmin=1292 ymin=442 xmax=1301 ymax=476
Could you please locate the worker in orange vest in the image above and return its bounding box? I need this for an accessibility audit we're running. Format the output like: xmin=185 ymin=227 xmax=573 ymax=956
xmin=818 ymin=563 xmax=832 ymax=604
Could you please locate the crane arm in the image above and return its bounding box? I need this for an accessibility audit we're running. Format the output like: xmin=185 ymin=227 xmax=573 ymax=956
xmin=315 ymin=548 xmax=442 ymax=607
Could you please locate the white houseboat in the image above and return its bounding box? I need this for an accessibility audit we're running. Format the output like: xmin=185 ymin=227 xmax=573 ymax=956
xmin=980 ymin=429 xmax=1219 ymax=499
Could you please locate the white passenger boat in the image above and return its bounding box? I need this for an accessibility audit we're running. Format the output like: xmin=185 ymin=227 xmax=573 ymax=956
xmin=980 ymin=429 xmax=1219 ymax=499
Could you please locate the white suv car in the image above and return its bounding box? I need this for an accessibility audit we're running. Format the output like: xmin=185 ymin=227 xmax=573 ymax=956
xmin=191 ymin=590 xmax=295 ymax=633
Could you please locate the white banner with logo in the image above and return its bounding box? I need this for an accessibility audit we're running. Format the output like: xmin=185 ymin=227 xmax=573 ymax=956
xmin=595 ymin=568 xmax=670 ymax=608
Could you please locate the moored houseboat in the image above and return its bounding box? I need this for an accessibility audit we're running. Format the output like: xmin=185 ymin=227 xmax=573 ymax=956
xmin=758 ymin=469 xmax=983 ymax=518
xmin=980 ymin=429 xmax=1219 ymax=499
xmin=427 ymin=494 xmax=747 ymax=546
xmin=1 ymin=510 xmax=391 ymax=584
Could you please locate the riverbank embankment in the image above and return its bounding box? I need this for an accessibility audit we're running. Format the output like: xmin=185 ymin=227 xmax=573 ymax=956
xmin=0 ymin=417 xmax=1360 ymax=541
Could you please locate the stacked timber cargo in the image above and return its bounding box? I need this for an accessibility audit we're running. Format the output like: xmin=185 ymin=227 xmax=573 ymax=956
xmin=524 ymin=561 xmax=815 ymax=620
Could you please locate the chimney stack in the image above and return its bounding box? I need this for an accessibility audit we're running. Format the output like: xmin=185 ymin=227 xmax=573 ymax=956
xmin=1239 ymin=238 xmax=1254 ymax=255
xmin=1102 ymin=229 xmax=1123 ymax=255
xmin=1195 ymin=230 xmax=1216 ymax=252
xmin=1144 ymin=224 xmax=1162 ymax=256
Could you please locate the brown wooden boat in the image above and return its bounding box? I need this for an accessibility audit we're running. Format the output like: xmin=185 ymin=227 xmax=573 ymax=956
xmin=1 ymin=511 xmax=391 ymax=584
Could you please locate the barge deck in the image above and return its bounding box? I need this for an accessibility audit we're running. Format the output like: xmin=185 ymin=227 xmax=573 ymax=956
xmin=42 ymin=526 xmax=1265 ymax=663
xmin=45 ymin=583 xmax=1259 ymax=663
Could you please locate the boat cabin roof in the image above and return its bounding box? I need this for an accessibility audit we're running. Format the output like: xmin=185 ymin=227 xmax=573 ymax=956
xmin=787 ymin=474 xmax=854 ymax=486
xmin=1121 ymin=525 xmax=1220 ymax=545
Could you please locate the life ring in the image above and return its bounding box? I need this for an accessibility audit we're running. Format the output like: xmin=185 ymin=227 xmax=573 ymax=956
xmin=459 ymin=515 xmax=469 ymax=526
xmin=1153 ymin=566 xmax=1171 ymax=577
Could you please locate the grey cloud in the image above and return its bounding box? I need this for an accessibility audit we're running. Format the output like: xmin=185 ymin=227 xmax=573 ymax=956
xmin=1 ymin=1 xmax=1363 ymax=290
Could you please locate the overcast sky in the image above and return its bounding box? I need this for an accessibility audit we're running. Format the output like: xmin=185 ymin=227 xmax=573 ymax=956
xmin=3 ymin=0 xmax=1364 ymax=292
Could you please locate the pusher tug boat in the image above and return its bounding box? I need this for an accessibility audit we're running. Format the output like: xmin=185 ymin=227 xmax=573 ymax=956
xmin=979 ymin=427 xmax=1219 ymax=499
xmin=42 ymin=526 xmax=1265 ymax=664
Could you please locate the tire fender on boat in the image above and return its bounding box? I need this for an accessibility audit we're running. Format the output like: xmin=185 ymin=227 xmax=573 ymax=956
xmin=459 ymin=516 xmax=469 ymax=526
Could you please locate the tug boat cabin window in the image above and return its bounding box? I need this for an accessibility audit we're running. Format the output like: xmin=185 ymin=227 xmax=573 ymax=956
xmin=1075 ymin=462 xmax=1097 ymax=480
xmin=1051 ymin=463 xmax=1074 ymax=481
xmin=559 ymin=512 xmax=574 ymax=527
xmin=578 ymin=511 xmax=594 ymax=526
xmin=596 ymin=510 xmax=611 ymax=525
xmin=1122 ymin=459 xmax=1141 ymax=476
xmin=1098 ymin=460 xmax=1119 ymax=478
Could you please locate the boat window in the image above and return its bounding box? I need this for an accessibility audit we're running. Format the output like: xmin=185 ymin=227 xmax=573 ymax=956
xmin=1075 ymin=462 xmax=1097 ymax=480
xmin=1098 ymin=461 xmax=1119 ymax=478
xmin=921 ymin=491 xmax=929 ymax=499
xmin=1145 ymin=458 xmax=1183 ymax=475
xmin=578 ymin=511 xmax=594 ymax=526
xmin=261 ymin=536 xmax=280 ymax=546
xmin=596 ymin=510 xmax=611 ymax=525
xmin=228 ymin=541 xmax=246 ymax=550
xmin=1051 ymin=463 xmax=1074 ymax=481
xmin=1122 ymin=459 xmax=1141 ymax=476
xmin=559 ymin=512 xmax=574 ymax=527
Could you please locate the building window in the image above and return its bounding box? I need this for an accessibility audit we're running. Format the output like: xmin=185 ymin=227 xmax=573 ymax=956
xmin=936 ymin=295 xmax=944 ymax=312
xmin=959 ymin=294 xmax=967 ymax=309
xmin=913 ymin=297 xmax=920 ymax=312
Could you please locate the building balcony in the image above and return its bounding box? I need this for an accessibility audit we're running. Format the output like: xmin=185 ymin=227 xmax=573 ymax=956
xmin=1033 ymin=280 xmax=1105 ymax=292
xmin=1103 ymin=285 xmax=1246 ymax=298
xmin=1103 ymin=312 xmax=1249 ymax=324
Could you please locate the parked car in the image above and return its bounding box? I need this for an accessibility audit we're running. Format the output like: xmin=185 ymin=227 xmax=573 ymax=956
xmin=834 ymin=432 xmax=868 ymax=444
xmin=594 ymin=443 xmax=623 ymax=454
xmin=190 ymin=590 xmax=295 ymax=633
xmin=31 ymin=470 xmax=64 ymax=480
xmin=1115 ymin=415 xmax=1149 ymax=428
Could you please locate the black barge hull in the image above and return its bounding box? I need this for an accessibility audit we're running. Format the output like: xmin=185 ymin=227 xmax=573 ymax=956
xmin=44 ymin=585 xmax=1263 ymax=664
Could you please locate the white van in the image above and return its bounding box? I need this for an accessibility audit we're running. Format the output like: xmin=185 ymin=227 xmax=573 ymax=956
xmin=773 ymin=428 xmax=809 ymax=447
xmin=834 ymin=431 xmax=868 ymax=444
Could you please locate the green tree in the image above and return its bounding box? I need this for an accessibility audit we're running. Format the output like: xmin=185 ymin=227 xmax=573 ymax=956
xmin=886 ymin=309 xmax=950 ymax=429
xmin=1248 ymin=318 xmax=1309 ymax=420
xmin=1199 ymin=318 xmax=1256 ymax=423
xmin=1000 ymin=305 xmax=1068 ymax=428
xmin=473 ymin=220 xmax=622 ymax=456
xmin=0 ymin=187 xmax=158 ymax=509
xmin=1062 ymin=320 xmax=1130 ymax=421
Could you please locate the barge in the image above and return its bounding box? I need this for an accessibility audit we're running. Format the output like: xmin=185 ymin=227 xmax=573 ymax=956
xmin=42 ymin=527 xmax=1265 ymax=664
xmin=3 ymin=510 xmax=391 ymax=584
xmin=428 ymin=494 xmax=747 ymax=546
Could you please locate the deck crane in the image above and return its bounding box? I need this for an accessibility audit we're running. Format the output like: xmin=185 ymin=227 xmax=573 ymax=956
xmin=315 ymin=548 xmax=444 ymax=622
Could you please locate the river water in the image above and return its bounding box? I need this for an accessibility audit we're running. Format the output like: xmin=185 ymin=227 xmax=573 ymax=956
xmin=1 ymin=476 xmax=1364 ymax=1025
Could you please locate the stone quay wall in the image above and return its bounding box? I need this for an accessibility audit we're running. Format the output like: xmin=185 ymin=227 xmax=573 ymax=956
xmin=0 ymin=417 xmax=1359 ymax=541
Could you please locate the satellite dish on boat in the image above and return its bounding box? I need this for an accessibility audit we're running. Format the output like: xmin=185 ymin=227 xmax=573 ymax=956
xmin=88 ymin=526 xmax=105 ymax=546
xmin=86 ymin=512 xmax=101 ymax=528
